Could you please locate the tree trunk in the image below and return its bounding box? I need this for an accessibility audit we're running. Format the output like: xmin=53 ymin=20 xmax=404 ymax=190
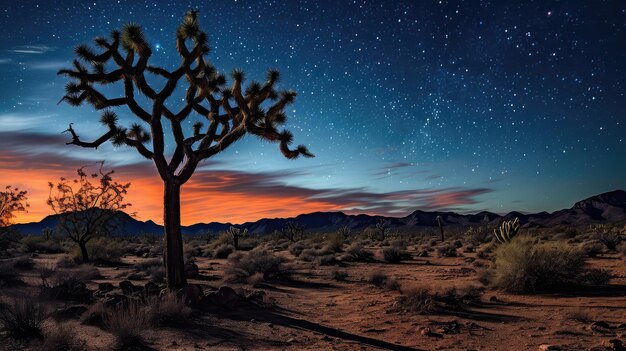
xmin=78 ymin=241 xmax=89 ymax=263
xmin=233 ymin=235 xmax=239 ymax=250
xmin=439 ymin=225 xmax=444 ymax=242
xmin=163 ymin=180 xmax=187 ymax=290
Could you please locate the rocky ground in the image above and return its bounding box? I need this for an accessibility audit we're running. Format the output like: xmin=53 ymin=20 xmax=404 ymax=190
xmin=1 ymin=232 xmax=626 ymax=351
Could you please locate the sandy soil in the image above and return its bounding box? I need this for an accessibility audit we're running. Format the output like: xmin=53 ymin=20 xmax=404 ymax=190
xmin=1 ymin=243 xmax=626 ymax=351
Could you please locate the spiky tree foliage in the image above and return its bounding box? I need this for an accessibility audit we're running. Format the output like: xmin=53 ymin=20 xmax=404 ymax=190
xmin=227 ymin=226 xmax=248 ymax=250
xmin=435 ymin=215 xmax=444 ymax=242
xmin=0 ymin=186 xmax=29 ymax=230
xmin=279 ymin=222 xmax=305 ymax=243
xmin=375 ymin=218 xmax=389 ymax=241
xmin=47 ymin=164 xmax=131 ymax=263
xmin=493 ymin=217 xmax=520 ymax=244
xmin=57 ymin=10 xmax=313 ymax=288
xmin=337 ymin=225 xmax=351 ymax=238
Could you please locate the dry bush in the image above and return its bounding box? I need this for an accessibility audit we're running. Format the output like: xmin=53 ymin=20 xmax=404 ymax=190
xmin=148 ymin=292 xmax=192 ymax=327
xmin=214 ymin=244 xmax=235 ymax=259
xmin=382 ymin=246 xmax=411 ymax=263
xmin=225 ymin=250 xmax=289 ymax=283
xmin=288 ymin=242 xmax=305 ymax=257
xmin=594 ymin=227 xmax=624 ymax=251
xmin=37 ymin=323 xmax=85 ymax=351
xmin=436 ymin=243 xmax=458 ymax=257
xmin=79 ymin=301 xmax=106 ymax=326
xmin=491 ymin=236 xmax=587 ymax=293
xmin=0 ymin=299 xmax=48 ymax=339
xmin=343 ymin=243 xmax=374 ymax=262
xmin=104 ymin=303 xmax=153 ymax=349
xmin=368 ymin=271 xmax=400 ymax=291
xmin=325 ymin=232 xmax=345 ymax=252
xmin=0 ymin=260 xmax=23 ymax=287
xmin=76 ymin=237 xmax=126 ymax=263
xmin=579 ymin=268 xmax=611 ymax=285
xmin=567 ymin=309 xmax=593 ymax=323
xmin=581 ymin=241 xmax=604 ymax=257
xmin=55 ymin=255 xmax=78 ymax=269
xmin=396 ymin=287 xmax=436 ymax=314
xmin=20 ymin=236 xmax=64 ymax=254
xmin=319 ymin=254 xmax=338 ymax=266
xmin=331 ymin=269 xmax=348 ymax=281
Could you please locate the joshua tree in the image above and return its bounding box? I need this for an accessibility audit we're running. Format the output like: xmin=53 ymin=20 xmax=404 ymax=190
xmin=279 ymin=222 xmax=305 ymax=243
xmin=47 ymin=164 xmax=131 ymax=263
xmin=375 ymin=218 xmax=389 ymax=241
xmin=0 ymin=186 xmax=29 ymax=231
xmin=337 ymin=225 xmax=351 ymax=239
xmin=436 ymin=215 xmax=444 ymax=241
xmin=227 ymin=226 xmax=248 ymax=250
xmin=57 ymin=10 xmax=313 ymax=288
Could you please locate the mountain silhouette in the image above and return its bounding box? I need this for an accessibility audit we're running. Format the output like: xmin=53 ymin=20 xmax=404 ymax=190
xmin=10 ymin=189 xmax=626 ymax=236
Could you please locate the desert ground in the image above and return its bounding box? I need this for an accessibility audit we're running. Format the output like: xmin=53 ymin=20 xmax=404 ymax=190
xmin=1 ymin=225 xmax=625 ymax=351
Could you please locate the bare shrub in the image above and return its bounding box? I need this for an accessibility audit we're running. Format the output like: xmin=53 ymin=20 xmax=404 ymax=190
xmin=0 ymin=299 xmax=48 ymax=339
xmin=288 ymin=242 xmax=305 ymax=257
xmin=594 ymin=226 xmax=624 ymax=251
xmin=214 ymin=244 xmax=235 ymax=259
xmin=343 ymin=243 xmax=374 ymax=262
xmin=396 ymin=287 xmax=436 ymax=314
xmin=437 ymin=243 xmax=458 ymax=257
xmin=331 ymin=269 xmax=348 ymax=281
xmin=225 ymin=250 xmax=288 ymax=283
xmin=368 ymin=271 xmax=400 ymax=291
xmin=382 ymin=246 xmax=410 ymax=263
xmin=148 ymin=293 xmax=192 ymax=327
xmin=104 ymin=303 xmax=153 ymax=348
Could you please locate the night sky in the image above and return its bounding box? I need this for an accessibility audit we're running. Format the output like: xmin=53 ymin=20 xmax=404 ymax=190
xmin=1 ymin=1 xmax=625 ymax=225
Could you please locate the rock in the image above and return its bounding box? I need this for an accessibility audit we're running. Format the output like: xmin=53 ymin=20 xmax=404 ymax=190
xmin=98 ymin=282 xmax=114 ymax=293
xmin=184 ymin=262 xmax=200 ymax=278
xmin=419 ymin=327 xmax=431 ymax=336
xmin=102 ymin=294 xmax=127 ymax=308
xmin=198 ymin=286 xmax=246 ymax=311
xmin=177 ymin=284 xmax=204 ymax=307
xmin=119 ymin=280 xmax=142 ymax=295
xmin=593 ymin=321 xmax=611 ymax=329
xmin=51 ymin=304 xmax=88 ymax=320
xmin=538 ymin=345 xmax=561 ymax=351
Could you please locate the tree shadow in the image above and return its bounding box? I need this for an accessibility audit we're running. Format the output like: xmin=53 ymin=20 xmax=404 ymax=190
xmin=215 ymin=306 xmax=424 ymax=351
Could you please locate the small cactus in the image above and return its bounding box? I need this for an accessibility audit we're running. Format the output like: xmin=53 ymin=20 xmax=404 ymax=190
xmin=375 ymin=219 xmax=389 ymax=241
xmin=436 ymin=215 xmax=444 ymax=241
xmin=494 ymin=217 xmax=520 ymax=244
xmin=227 ymin=226 xmax=248 ymax=250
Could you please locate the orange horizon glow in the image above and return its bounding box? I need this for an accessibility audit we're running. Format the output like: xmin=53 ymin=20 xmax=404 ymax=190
xmin=5 ymin=168 xmax=345 ymax=226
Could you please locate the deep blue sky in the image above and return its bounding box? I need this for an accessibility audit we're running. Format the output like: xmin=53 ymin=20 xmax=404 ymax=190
xmin=1 ymin=0 xmax=625 ymax=223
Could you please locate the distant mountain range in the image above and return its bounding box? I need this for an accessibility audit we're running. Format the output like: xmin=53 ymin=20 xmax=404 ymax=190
xmin=11 ymin=190 xmax=626 ymax=236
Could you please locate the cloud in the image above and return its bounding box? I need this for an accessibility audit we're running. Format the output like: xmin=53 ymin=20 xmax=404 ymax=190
xmin=0 ymin=131 xmax=493 ymax=224
xmin=8 ymin=45 xmax=55 ymax=54
xmin=0 ymin=113 xmax=59 ymax=132
xmin=29 ymin=60 xmax=68 ymax=70
xmin=0 ymin=58 xmax=11 ymax=64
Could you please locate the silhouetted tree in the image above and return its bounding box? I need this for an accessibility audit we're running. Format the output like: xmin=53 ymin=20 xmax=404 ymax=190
xmin=279 ymin=222 xmax=305 ymax=243
xmin=375 ymin=218 xmax=389 ymax=241
xmin=436 ymin=215 xmax=444 ymax=241
xmin=0 ymin=186 xmax=29 ymax=230
xmin=227 ymin=226 xmax=248 ymax=250
xmin=47 ymin=164 xmax=131 ymax=263
xmin=57 ymin=10 xmax=313 ymax=288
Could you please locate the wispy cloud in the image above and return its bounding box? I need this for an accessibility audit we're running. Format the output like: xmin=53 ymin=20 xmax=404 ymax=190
xmin=0 ymin=58 xmax=11 ymax=64
xmin=0 ymin=113 xmax=59 ymax=132
xmin=8 ymin=45 xmax=55 ymax=54
xmin=0 ymin=131 xmax=493 ymax=224
xmin=29 ymin=60 xmax=68 ymax=70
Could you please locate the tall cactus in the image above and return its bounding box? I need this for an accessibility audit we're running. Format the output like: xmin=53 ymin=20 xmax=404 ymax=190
xmin=494 ymin=217 xmax=520 ymax=244
xmin=436 ymin=215 xmax=444 ymax=241
xmin=57 ymin=10 xmax=313 ymax=289
xmin=227 ymin=226 xmax=248 ymax=250
xmin=375 ymin=218 xmax=389 ymax=241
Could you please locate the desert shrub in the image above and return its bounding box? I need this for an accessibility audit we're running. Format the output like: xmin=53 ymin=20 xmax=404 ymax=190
xmin=331 ymin=269 xmax=348 ymax=281
xmin=56 ymin=255 xmax=78 ymax=269
xmin=79 ymin=237 xmax=126 ymax=263
xmin=104 ymin=304 xmax=153 ymax=348
xmin=79 ymin=302 xmax=106 ymax=326
xmin=465 ymin=226 xmax=491 ymax=244
xmin=21 ymin=236 xmax=64 ymax=254
xmin=214 ymin=244 xmax=235 ymax=259
xmin=395 ymin=287 xmax=436 ymax=314
xmin=594 ymin=227 xmax=624 ymax=251
xmin=147 ymin=265 xmax=165 ymax=283
xmin=148 ymin=293 xmax=192 ymax=327
xmin=452 ymin=239 xmax=463 ymax=248
xmin=38 ymin=324 xmax=85 ymax=351
xmin=437 ymin=243 xmax=458 ymax=257
xmin=463 ymin=244 xmax=475 ymax=253
xmin=0 ymin=299 xmax=48 ymax=339
xmin=325 ymin=232 xmax=345 ymax=252
xmin=12 ymin=256 xmax=35 ymax=270
xmin=581 ymin=241 xmax=604 ymax=258
xmin=428 ymin=239 xmax=438 ymax=246
xmin=368 ymin=271 xmax=400 ymax=291
xmin=567 ymin=309 xmax=593 ymax=323
xmin=319 ymin=254 xmax=338 ymax=266
xmin=343 ymin=243 xmax=374 ymax=262
xmin=288 ymin=242 xmax=305 ymax=257
xmin=491 ymin=236 xmax=587 ymax=293
xmin=225 ymin=250 xmax=288 ymax=283
xmin=382 ymin=246 xmax=411 ymax=263
xmin=0 ymin=260 xmax=22 ymax=287
xmin=579 ymin=268 xmax=611 ymax=285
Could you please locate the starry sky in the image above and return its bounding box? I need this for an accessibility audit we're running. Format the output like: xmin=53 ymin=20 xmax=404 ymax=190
xmin=1 ymin=0 xmax=625 ymax=225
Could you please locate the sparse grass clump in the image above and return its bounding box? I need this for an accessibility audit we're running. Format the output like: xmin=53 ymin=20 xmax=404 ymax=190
xmin=437 ymin=243 xmax=458 ymax=257
xmin=148 ymin=293 xmax=192 ymax=327
xmin=382 ymin=246 xmax=410 ymax=263
xmin=288 ymin=242 xmax=305 ymax=257
xmin=491 ymin=236 xmax=587 ymax=293
xmin=0 ymin=299 xmax=48 ymax=340
xmin=104 ymin=304 xmax=153 ymax=349
xmin=331 ymin=269 xmax=348 ymax=281
xmin=368 ymin=271 xmax=400 ymax=291
xmin=396 ymin=287 xmax=436 ymax=314
xmin=21 ymin=236 xmax=64 ymax=254
xmin=593 ymin=227 xmax=623 ymax=251
xmin=39 ymin=324 xmax=85 ymax=350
